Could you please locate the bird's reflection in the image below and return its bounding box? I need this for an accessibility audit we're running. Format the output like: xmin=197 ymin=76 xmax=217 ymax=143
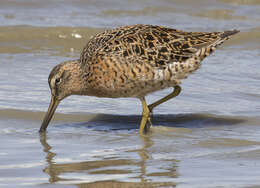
xmin=39 ymin=131 xmax=178 ymax=187
xmin=39 ymin=133 xmax=60 ymax=183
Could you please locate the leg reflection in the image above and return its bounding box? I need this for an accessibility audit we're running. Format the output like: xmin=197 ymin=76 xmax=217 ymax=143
xmin=138 ymin=134 xmax=153 ymax=184
xmin=137 ymin=133 xmax=178 ymax=186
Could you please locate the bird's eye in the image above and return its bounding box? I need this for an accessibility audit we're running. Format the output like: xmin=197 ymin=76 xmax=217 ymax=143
xmin=55 ymin=78 xmax=61 ymax=85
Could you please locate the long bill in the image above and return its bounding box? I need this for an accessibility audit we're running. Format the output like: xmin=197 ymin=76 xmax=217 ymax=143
xmin=39 ymin=95 xmax=60 ymax=132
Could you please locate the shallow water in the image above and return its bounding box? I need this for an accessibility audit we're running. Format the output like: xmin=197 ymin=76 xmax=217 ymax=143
xmin=0 ymin=0 xmax=260 ymax=187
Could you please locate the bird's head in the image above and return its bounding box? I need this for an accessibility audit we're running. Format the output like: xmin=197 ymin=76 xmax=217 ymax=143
xmin=40 ymin=59 xmax=84 ymax=132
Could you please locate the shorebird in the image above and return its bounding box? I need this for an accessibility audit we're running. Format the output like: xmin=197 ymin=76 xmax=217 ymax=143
xmin=40 ymin=24 xmax=239 ymax=134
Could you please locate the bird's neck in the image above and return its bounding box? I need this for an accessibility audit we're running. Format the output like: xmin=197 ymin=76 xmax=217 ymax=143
xmin=65 ymin=60 xmax=87 ymax=96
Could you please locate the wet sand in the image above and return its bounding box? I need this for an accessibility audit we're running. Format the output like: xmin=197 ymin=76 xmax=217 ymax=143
xmin=0 ymin=0 xmax=260 ymax=187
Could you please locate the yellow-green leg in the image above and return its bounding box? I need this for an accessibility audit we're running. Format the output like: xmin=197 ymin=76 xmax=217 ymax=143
xmin=148 ymin=85 xmax=181 ymax=112
xmin=139 ymin=97 xmax=151 ymax=135
xmin=139 ymin=85 xmax=181 ymax=135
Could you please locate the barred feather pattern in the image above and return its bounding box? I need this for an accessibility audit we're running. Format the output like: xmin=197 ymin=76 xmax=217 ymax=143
xmin=78 ymin=24 xmax=239 ymax=98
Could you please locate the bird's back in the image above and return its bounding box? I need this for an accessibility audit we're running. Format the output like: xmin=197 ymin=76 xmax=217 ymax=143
xmin=79 ymin=24 xmax=239 ymax=98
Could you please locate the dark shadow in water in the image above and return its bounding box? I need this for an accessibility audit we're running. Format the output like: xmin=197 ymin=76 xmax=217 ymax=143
xmin=0 ymin=109 xmax=247 ymax=131
xmin=56 ymin=113 xmax=246 ymax=131
xmin=39 ymin=132 xmax=178 ymax=187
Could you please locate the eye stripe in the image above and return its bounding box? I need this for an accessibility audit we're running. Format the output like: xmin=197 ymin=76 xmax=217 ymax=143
xmin=60 ymin=71 xmax=65 ymax=78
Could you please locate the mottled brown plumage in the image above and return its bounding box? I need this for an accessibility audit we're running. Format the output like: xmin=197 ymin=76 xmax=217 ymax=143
xmin=40 ymin=24 xmax=239 ymax=134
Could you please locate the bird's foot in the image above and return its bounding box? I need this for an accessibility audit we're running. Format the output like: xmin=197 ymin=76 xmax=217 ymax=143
xmin=144 ymin=115 xmax=153 ymax=133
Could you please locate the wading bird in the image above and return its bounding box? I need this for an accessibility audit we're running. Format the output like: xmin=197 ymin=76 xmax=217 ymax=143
xmin=40 ymin=24 xmax=239 ymax=134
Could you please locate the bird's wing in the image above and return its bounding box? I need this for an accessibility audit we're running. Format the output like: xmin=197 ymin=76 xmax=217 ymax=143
xmin=81 ymin=25 xmax=239 ymax=69
xmin=125 ymin=25 xmax=239 ymax=67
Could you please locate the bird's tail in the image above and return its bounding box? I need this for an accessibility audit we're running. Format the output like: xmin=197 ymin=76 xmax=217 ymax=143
xmin=220 ymin=29 xmax=240 ymax=40
xmin=173 ymin=29 xmax=239 ymax=80
xmin=196 ymin=29 xmax=240 ymax=61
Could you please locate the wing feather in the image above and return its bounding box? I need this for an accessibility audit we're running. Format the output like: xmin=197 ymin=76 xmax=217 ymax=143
xmin=80 ymin=24 xmax=239 ymax=69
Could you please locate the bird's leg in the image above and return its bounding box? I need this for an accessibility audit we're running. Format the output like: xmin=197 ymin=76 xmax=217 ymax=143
xmin=148 ymin=85 xmax=182 ymax=113
xmin=139 ymin=86 xmax=181 ymax=135
xmin=139 ymin=97 xmax=152 ymax=135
